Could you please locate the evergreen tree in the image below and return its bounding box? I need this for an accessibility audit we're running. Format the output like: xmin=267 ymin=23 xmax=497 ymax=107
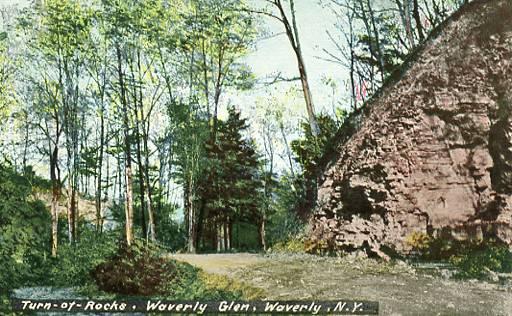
xmin=198 ymin=107 xmax=264 ymax=251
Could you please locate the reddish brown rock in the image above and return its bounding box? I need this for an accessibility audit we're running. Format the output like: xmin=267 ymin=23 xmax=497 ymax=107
xmin=309 ymin=0 xmax=512 ymax=258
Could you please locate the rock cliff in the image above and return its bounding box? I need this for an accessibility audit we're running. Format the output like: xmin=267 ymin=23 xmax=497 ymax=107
xmin=310 ymin=0 xmax=512 ymax=259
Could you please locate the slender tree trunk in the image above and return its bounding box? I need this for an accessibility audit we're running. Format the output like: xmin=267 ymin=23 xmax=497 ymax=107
xmin=223 ymin=220 xmax=229 ymax=251
xmin=116 ymin=142 xmax=123 ymax=203
xmin=412 ymin=0 xmax=424 ymax=41
xmin=216 ymin=221 xmax=223 ymax=252
xmin=280 ymin=123 xmax=295 ymax=177
xmin=275 ymin=0 xmax=320 ymax=136
xmin=96 ymin=108 xmax=104 ymax=233
xmin=50 ymin=144 xmax=60 ymax=257
xmin=195 ymin=201 xmax=205 ymax=251
xmin=145 ymin=182 xmax=156 ymax=242
xmin=187 ymin=176 xmax=197 ymax=253
xmin=102 ymin=136 xmax=109 ymax=234
xmin=117 ymin=44 xmax=134 ymax=246
xmin=403 ymin=0 xmax=416 ymax=48
xmin=228 ymin=220 xmax=233 ymax=251
xmin=137 ymin=50 xmax=156 ymax=243
xmin=135 ymin=120 xmax=148 ymax=239
xmin=22 ymin=117 xmax=29 ymax=173
xmin=346 ymin=11 xmax=357 ymax=110
xmin=67 ymin=181 xmax=75 ymax=244
xmin=358 ymin=0 xmax=385 ymax=81
xmin=72 ymin=187 xmax=78 ymax=242
xmin=259 ymin=216 xmax=267 ymax=251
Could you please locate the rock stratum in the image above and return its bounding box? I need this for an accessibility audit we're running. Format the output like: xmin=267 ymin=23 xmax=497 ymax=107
xmin=310 ymin=0 xmax=512 ymax=259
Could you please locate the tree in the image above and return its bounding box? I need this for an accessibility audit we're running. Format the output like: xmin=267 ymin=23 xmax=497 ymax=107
xmin=198 ymin=107 xmax=264 ymax=251
xmin=17 ymin=0 xmax=92 ymax=254
xmin=101 ymin=0 xmax=138 ymax=246
xmin=169 ymin=100 xmax=209 ymax=253
xmin=255 ymin=0 xmax=321 ymax=136
xmin=325 ymin=0 xmax=465 ymax=107
xmin=190 ymin=0 xmax=256 ymax=132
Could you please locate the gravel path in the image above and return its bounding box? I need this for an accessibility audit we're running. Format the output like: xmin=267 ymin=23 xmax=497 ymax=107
xmin=171 ymin=253 xmax=512 ymax=316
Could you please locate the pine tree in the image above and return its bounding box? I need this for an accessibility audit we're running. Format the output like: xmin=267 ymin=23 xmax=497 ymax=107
xmin=198 ymin=107 xmax=264 ymax=251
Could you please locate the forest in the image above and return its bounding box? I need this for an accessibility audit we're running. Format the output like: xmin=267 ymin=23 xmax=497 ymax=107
xmin=0 ymin=0 xmax=490 ymax=311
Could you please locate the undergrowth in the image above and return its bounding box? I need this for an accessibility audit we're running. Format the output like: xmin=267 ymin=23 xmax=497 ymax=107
xmin=92 ymin=240 xmax=261 ymax=300
xmin=406 ymin=231 xmax=512 ymax=280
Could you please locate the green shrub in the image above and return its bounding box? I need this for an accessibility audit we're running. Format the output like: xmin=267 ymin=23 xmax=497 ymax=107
xmin=92 ymin=241 xmax=250 ymax=300
xmin=45 ymin=228 xmax=118 ymax=287
xmin=404 ymin=230 xmax=512 ymax=280
xmin=450 ymin=242 xmax=512 ymax=279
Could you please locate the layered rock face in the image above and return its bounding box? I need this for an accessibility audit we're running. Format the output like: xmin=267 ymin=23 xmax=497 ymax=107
xmin=310 ymin=0 xmax=512 ymax=258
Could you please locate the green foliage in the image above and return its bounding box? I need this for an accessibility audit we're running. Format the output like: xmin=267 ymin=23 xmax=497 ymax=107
xmin=266 ymin=175 xmax=306 ymax=247
xmin=37 ymin=0 xmax=93 ymax=59
xmin=0 ymin=165 xmax=51 ymax=291
xmin=93 ymin=241 xmax=187 ymax=296
xmin=168 ymin=100 xmax=209 ymax=192
xmin=92 ymin=240 xmax=250 ymax=299
xmin=405 ymin=231 xmax=512 ymax=280
xmin=200 ymin=271 xmax=264 ymax=300
xmin=289 ymin=114 xmax=340 ymax=217
xmin=450 ymin=242 xmax=512 ymax=280
xmin=355 ymin=12 xmax=408 ymax=76
xmin=153 ymin=202 xmax=187 ymax=251
xmin=45 ymin=228 xmax=118 ymax=287
xmin=198 ymin=107 xmax=264 ymax=250
xmin=291 ymin=114 xmax=340 ymax=180
xmin=230 ymin=222 xmax=260 ymax=251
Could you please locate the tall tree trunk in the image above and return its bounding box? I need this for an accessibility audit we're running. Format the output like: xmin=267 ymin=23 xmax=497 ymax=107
xmin=117 ymin=45 xmax=134 ymax=246
xmin=403 ymin=0 xmax=416 ymax=48
xmin=135 ymin=120 xmax=148 ymax=239
xmin=259 ymin=216 xmax=267 ymax=252
xmin=22 ymin=116 xmax=29 ymax=173
xmin=412 ymin=0 xmax=424 ymax=42
xmin=186 ymin=177 xmax=197 ymax=253
xmin=50 ymin=144 xmax=60 ymax=257
xmin=66 ymin=182 xmax=75 ymax=244
xmin=74 ymin=177 xmax=79 ymax=242
xmin=280 ymin=123 xmax=295 ymax=177
xmin=228 ymin=220 xmax=233 ymax=251
xmin=223 ymin=219 xmax=229 ymax=251
xmin=366 ymin=0 xmax=386 ymax=81
xmin=275 ymin=0 xmax=320 ymax=136
xmin=346 ymin=11 xmax=357 ymax=110
xmin=145 ymin=180 xmax=156 ymax=242
xmin=66 ymin=185 xmax=72 ymax=244
xmin=358 ymin=0 xmax=385 ymax=81
xmin=137 ymin=50 xmax=156 ymax=243
xmin=195 ymin=201 xmax=206 ymax=251
xmin=130 ymin=50 xmax=148 ymax=240
xmin=216 ymin=221 xmax=223 ymax=252
xmin=96 ymin=107 xmax=105 ymax=233
xmin=116 ymin=142 xmax=123 ymax=203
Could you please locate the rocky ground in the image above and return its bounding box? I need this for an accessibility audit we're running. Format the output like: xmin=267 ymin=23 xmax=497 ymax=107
xmin=172 ymin=253 xmax=512 ymax=316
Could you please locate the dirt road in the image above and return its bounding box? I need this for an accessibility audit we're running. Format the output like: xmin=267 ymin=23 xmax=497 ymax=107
xmin=171 ymin=253 xmax=512 ymax=316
